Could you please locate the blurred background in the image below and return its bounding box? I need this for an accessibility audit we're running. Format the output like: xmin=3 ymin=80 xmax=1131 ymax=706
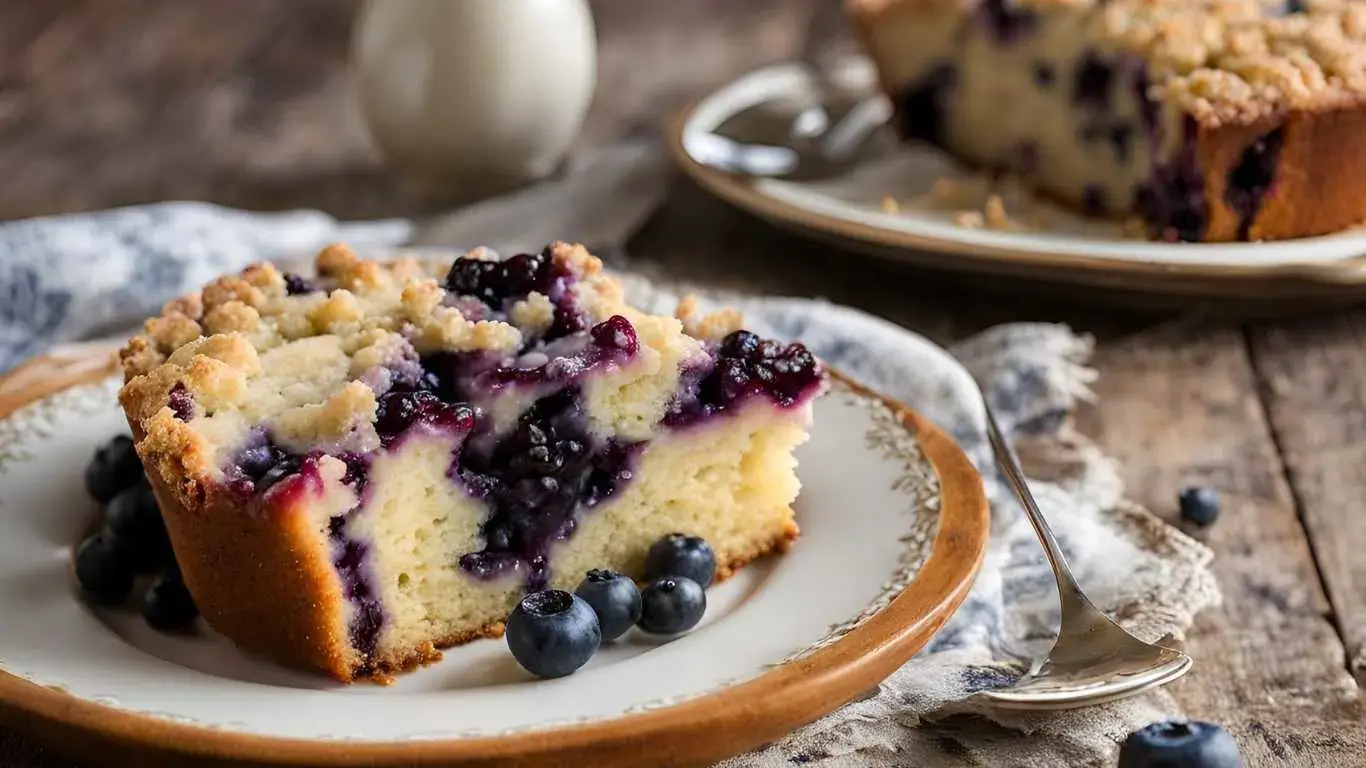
xmin=0 ymin=0 xmax=857 ymax=221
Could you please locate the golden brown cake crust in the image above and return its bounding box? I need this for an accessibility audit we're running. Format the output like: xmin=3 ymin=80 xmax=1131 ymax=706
xmin=131 ymin=420 xmax=358 ymax=681
xmin=1198 ymin=104 xmax=1366 ymax=241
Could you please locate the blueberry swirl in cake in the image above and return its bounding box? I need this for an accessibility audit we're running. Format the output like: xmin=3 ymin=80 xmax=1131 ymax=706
xmin=117 ymin=243 xmax=825 ymax=682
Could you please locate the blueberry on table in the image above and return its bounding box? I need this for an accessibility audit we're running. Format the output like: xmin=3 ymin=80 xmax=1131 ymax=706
xmin=1178 ymin=487 xmax=1221 ymax=527
xmin=574 ymin=569 xmax=642 ymax=642
xmin=106 ymin=483 xmax=172 ymax=568
xmin=637 ymin=576 xmax=706 ymax=635
xmin=643 ymin=533 xmax=717 ymax=588
xmin=143 ymin=569 xmax=199 ymax=632
xmin=505 ymin=590 xmax=601 ymax=678
xmin=1119 ymin=720 xmax=1243 ymax=768
xmin=84 ymin=435 xmax=144 ymax=504
xmin=74 ymin=533 xmax=136 ymax=606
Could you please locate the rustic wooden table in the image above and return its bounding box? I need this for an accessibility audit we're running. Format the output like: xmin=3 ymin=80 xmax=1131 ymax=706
xmin=2 ymin=1 xmax=1364 ymax=766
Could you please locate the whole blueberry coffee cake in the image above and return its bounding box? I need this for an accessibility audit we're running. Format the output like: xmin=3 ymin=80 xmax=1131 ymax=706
xmin=117 ymin=243 xmax=825 ymax=681
xmin=849 ymin=0 xmax=1366 ymax=242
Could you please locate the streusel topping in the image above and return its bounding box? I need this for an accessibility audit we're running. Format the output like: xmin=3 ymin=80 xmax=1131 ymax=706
xmin=119 ymin=243 xmax=711 ymax=487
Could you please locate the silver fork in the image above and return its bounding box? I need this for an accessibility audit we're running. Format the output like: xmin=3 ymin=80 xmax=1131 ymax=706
xmin=978 ymin=403 xmax=1192 ymax=710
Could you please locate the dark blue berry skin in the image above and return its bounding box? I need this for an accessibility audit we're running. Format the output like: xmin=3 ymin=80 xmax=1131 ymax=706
xmin=106 ymin=483 xmax=172 ymax=569
xmin=1119 ymin=721 xmax=1243 ymax=768
xmin=644 ymin=533 xmax=716 ymax=588
xmin=143 ymin=569 xmax=199 ymax=632
xmin=1179 ymin=487 xmax=1221 ymax=527
xmin=574 ymin=569 xmax=642 ymax=642
xmin=74 ymin=533 xmax=136 ymax=606
xmin=84 ymin=435 xmax=144 ymax=504
xmin=637 ymin=576 xmax=706 ymax=635
xmin=505 ymin=590 xmax=601 ymax=678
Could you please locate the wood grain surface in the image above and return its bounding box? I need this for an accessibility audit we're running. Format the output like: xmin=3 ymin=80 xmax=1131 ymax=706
xmin=1 ymin=0 xmax=1363 ymax=765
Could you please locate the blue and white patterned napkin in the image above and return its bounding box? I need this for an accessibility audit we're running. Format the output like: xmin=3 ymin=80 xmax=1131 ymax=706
xmin=0 ymin=203 xmax=1218 ymax=767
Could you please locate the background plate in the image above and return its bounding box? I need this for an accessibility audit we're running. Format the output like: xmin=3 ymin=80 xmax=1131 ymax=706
xmin=0 ymin=367 xmax=987 ymax=767
xmin=669 ymin=60 xmax=1366 ymax=304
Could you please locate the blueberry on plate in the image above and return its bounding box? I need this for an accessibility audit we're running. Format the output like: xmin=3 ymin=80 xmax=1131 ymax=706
xmin=1179 ymin=486 xmax=1221 ymax=527
xmin=143 ymin=568 xmax=199 ymax=632
xmin=505 ymin=590 xmax=601 ymax=678
xmin=84 ymin=435 xmax=144 ymax=505
xmin=73 ymin=532 xmax=137 ymax=606
xmin=106 ymin=483 xmax=172 ymax=568
xmin=1119 ymin=720 xmax=1243 ymax=768
xmin=637 ymin=576 xmax=706 ymax=635
xmin=643 ymin=533 xmax=716 ymax=588
xmin=574 ymin=569 xmax=642 ymax=642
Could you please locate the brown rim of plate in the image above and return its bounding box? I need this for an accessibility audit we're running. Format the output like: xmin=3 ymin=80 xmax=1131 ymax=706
xmin=665 ymin=101 xmax=1366 ymax=297
xmin=0 ymin=361 xmax=988 ymax=768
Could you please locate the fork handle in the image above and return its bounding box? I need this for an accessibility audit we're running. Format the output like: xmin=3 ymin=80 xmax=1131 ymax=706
xmin=982 ymin=402 xmax=1096 ymax=618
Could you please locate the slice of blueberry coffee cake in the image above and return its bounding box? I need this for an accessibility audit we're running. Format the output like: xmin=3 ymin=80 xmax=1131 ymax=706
xmin=849 ymin=0 xmax=1366 ymax=242
xmin=117 ymin=243 xmax=825 ymax=682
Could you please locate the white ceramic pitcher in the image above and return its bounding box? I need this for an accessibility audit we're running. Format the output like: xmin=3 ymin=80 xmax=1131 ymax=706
xmin=351 ymin=0 xmax=597 ymax=198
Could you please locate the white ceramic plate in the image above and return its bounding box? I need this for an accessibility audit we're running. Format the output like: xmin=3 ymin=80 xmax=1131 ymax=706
xmin=0 ymin=371 xmax=986 ymax=767
xmin=669 ymin=59 xmax=1366 ymax=301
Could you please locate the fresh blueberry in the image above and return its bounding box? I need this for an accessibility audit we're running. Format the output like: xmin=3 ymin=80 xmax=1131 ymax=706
xmin=143 ymin=569 xmax=199 ymax=631
xmin=106 ymin=483 xmax=171 ymax=567
xmin=637 ymin=576 xmax=706 ymax=635
xmin=505 ymin=590 xmax=601 ymax=678
xmin=282 ymin=272 xmax=317 ymax=295
xmin=644 ymin=533 xmax=717 ymax=588
xmin=1119 ymin=720 xmax=1243 ymax=768
xmin=84 ymin=435 xmax=144 ymax=504
xmin=166 ymin=382 xmax=195 ymax=422
xmin=74 ymin=533 xmax=136 ymax=606
xmin=574 ymin=569 xmax=642 ymax=642
xmin=1179 ymin=486 xmax=1221 ymax=527
xmin=719 ymin=330 xmax=760 ymax=359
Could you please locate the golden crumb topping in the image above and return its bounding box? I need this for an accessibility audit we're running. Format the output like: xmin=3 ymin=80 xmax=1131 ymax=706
xmin=118 ymin=242 xmax=716 ymax=495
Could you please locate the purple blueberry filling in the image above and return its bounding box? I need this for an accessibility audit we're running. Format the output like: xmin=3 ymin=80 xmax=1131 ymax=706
xmin=328 ymin=519 xmax=383 ymax=661
xmin=374 ymin=390 xmax=476 ymax=449
xmin=895 ymin=63 xmax=957 ymax=145
xmin=1136 ymin=117 xmax=1208 ymax=242
xmin=1225 ymin=126 xmax=1285 ymax=241
xmin=1082 ymin=185 xmax=1106 ymax=215
xmin=1108 ymin=123 xmax=1134 ymax=163
xmin=1072 ymin=50 xmax=1114 ymax=111
xmin=325 ymin=453 xmax=383 ymax=661
xmin=167 ymin=383 xmax=194 ymax=422
xmin=419 ymin=315 xmax=639 ymax=404
xmin=1130 ymin=64 xmax=1160 ymax=135
xmin=1032 ymin=61 xmax=1055 ymax=89
xmin=977 ymin=0 xmax=1037 ymax=44
xmin=443 ymin=246 xmax=585 ymax=342
xmin=283 ymin=273 xmax=318 ymax=296
xmin=664 ymin=331 xmax=822 ymax=428
xmin=456 ymin=388 xmax=644 ymax=590
xmin=485 ymin=315 xmax=638 ymax=390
